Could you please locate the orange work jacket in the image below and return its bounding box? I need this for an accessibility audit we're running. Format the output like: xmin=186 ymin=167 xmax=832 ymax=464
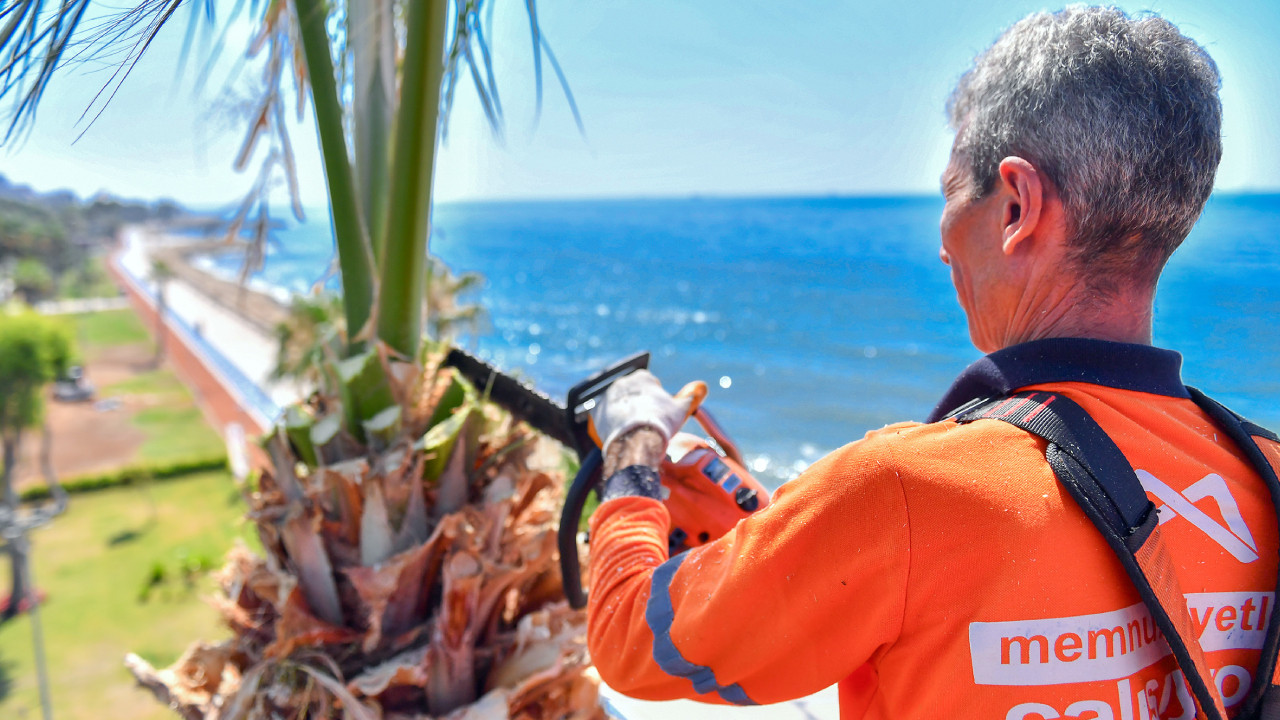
xmin=587 ymin=338 xmax=1280 ymax=719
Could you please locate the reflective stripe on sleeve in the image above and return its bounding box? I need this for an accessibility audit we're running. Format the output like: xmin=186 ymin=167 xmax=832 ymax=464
xmin=644 ymin=552 xmax=758 ymax=706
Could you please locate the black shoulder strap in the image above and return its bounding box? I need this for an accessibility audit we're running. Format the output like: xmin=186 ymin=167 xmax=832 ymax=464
xmin=955 ymin=391 xmax=1157 ymax=548
xmin=1186 ymin=388 xmax=1280 ymax=718
xmin=1187 ymin=387 xmax=1280 ymax=446
xmin=955 ymin=391 xmax=1228 ymax=720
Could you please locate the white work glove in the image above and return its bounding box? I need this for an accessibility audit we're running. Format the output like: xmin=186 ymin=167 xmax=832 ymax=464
xmin=589 ymin=370 xmax=696 ymax=455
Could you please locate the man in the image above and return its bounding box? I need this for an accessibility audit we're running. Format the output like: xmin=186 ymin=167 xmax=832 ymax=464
xmin=583 ymin=7 xmax=1280 ymax=719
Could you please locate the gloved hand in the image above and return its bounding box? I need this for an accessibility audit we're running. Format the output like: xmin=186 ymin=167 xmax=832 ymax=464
xmin=589 ymin=370 xmax=698 ymax=456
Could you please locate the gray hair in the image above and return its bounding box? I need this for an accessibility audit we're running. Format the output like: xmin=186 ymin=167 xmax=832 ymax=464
xmin=947 ymin=6 xmax=1222 ymax=288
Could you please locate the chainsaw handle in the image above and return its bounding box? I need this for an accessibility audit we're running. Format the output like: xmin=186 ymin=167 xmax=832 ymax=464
xmin=693 ymin=406 xmax=746 ymax=467
xmin=559 ymin=448 xmax=602 ymax=610
xmin=566 ymin=352 xmax=650 ymax=458
xmin=559 ymin=352 xmax=747 ymax=610
xmin=674 ymin=380 xmax=708 ymax=417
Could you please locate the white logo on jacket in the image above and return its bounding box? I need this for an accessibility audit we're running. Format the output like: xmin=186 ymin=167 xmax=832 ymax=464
xmin=971 ymin=595 xmax=1272 ymax=718
xmin=969 ymin=592 xmax=1271 ymax=686
xmin=1136 ymin=471 xmax=1258 ymax=563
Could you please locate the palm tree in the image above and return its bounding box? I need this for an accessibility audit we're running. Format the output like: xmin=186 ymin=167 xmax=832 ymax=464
xmin=273 ymin=255 xmax=486 ymax=394
xmin=2 ymin=2 xmax=598 ymax=718
xmin=270 ymin=291 xmax=345 ymax=396
xmin=426 ymin=255 xmax=489 ymax=345
xmin=149 ymin=257 xmax=175 ymax=367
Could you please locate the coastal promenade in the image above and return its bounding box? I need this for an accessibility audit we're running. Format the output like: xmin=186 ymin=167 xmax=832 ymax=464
xmin=109 ymin=226 xmax=299 ymax=437
xmin=107 ymin=224 xmax=838 ymax=720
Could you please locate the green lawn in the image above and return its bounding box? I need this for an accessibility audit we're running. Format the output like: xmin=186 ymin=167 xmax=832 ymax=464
xmin=101 ymin=368 xmax=225 ymax=464
xmin=71 ymin=308 xmax=152 ymax=351
xmin=0 ymin=471 xmax=256 ymax=719
xmin=78 ymin=309 xmax=226 ymax=465
xmin=129 ymin=405 xmax=226 ymax=463
xmin=99 ymin=368 xmax=184 ymax=397
xmin=0 ymin=309 xmax=248 ymax=718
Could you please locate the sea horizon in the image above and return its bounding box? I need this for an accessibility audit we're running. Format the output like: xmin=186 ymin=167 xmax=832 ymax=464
xmin=200 ymin=192 xmax=1280 ymax=489
xmin=180 ymin=187 xmax=1280 ymax=219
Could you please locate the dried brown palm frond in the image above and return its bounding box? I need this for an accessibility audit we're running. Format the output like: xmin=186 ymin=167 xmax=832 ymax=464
xmin=125 ymin=344 xmax=604 ymax=720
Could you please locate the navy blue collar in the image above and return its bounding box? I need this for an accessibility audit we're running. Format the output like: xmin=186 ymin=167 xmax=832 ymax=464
xmin=927 ymin=338 xmax=1188 ymax=422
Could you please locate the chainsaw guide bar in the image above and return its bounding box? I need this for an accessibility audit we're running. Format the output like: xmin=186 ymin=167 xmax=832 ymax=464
xmin=442 ymin=347 xmax=576 ymax=448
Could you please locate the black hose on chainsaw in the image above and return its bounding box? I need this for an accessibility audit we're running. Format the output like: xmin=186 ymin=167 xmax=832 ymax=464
xmin=559 ymin=448 xmax=603 ymax=610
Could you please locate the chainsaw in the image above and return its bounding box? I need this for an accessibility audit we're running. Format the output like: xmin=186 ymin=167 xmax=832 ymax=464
xmin=445 ymin=349 xmax=772 ymax=609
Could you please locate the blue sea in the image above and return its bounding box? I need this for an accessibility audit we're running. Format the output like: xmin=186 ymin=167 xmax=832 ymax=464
xmin=209 ymin=194 xmax=1280 ymax=489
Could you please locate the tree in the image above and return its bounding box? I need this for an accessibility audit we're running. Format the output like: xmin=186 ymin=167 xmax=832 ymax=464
xmin=2 ymin=2 xmax=597 ymax=717
xmin=0 ymin=202 xmax=73 ymax=297
xmin=11 ymin=257 xmax=52 ymax=303
xmin=149 ymin=258 xmax=175 ymax=366
xmin=0 ymin=311 xmax=72 ymax=622
xmin=426 ymin=255 xmax=489 ymax=344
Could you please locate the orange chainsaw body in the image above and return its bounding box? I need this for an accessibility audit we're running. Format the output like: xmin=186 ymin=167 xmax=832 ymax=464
xmin=660 ymin=431 xmax=771 ymax=553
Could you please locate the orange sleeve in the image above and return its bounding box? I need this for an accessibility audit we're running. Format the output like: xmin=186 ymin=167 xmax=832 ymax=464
xmin=587 ymin=426 xmax=914 ymax=706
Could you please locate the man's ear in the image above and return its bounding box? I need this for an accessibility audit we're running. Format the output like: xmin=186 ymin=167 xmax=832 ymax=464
xmin=996 ymin=157 xmax=1043 ymax=255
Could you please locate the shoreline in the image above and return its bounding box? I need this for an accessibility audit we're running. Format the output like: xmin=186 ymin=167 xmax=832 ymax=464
xmin=147 ymin=238 xmax=291 ymax=334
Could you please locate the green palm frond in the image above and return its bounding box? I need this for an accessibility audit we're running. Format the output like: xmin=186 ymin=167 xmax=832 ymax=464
xmin=424 ymin=254 xmax=487 ymax=343
xmin=1 ymin=0 xmax=92 ymax=142
xmin=170 ymin=0 xmax=214 ymax=83
xmin=148 ymin=257 xmax=174 ymax=280
xmin=438 ymin=0 xmax=582 ymax=141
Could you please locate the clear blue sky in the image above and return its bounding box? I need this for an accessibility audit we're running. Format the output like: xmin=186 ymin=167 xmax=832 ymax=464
xmin=4 ymin=0 xmax=1279 ymax=207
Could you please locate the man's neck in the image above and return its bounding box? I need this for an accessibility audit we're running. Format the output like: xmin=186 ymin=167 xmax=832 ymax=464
xmin=998 ymin=279 xmax=1155 ymax=349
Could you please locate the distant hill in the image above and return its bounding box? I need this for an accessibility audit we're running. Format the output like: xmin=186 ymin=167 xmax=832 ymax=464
xmin=0 ymin=174 xmax=210 ymax=301
xmin=0 ymin=174 xmax=196 ymax=237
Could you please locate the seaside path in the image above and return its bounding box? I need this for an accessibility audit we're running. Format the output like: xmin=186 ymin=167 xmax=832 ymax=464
xmin=114 ymin=226 xmax=301 ymax=427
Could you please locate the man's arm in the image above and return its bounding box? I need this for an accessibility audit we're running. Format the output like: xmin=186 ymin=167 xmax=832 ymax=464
xmin=586 ymin=425 xmax=913 ymax=706
xmin=603 ymin=426 xmax=666 ymax=477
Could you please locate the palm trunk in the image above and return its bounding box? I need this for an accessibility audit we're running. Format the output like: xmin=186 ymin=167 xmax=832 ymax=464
xmin=2 ymin=537 xmax=30 ymax=622
xmin=349 ymin=0 xmax=395 ymax=263
xmin=1 ymin=433 xmax=17 ymax=510
xmin=38 ymin=420 xmax=53 ymax=485
xmin=154 ymin=284 xmax=168 ymax=367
